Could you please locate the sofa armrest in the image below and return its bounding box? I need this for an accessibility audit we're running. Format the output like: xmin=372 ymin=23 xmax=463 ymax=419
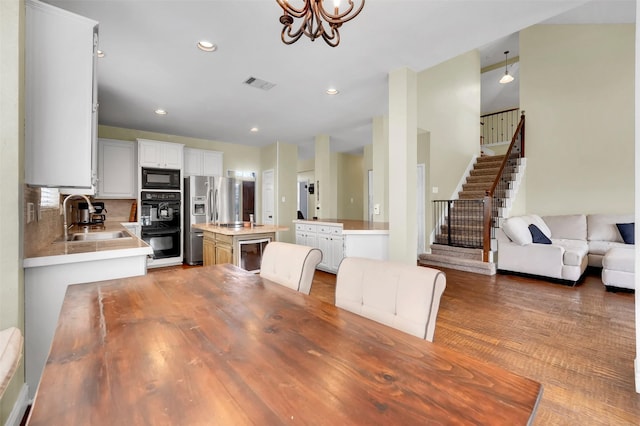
xmin=498 ymin=237 xmax=565 ymax=279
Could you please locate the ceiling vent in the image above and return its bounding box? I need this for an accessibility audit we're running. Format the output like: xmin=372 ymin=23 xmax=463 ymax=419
xmin=243 ymin=76 xmax=276 ymax=91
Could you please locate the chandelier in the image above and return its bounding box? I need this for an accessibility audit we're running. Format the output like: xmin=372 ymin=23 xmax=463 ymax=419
xmin=276 ymin=0 xmax=365 ymax=47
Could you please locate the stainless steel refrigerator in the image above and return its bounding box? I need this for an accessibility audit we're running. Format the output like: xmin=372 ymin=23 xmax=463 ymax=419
xmin=184 ymin=175 xmax=244 ymax=265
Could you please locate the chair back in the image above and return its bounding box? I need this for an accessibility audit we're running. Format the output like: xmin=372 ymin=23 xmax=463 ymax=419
xmin=260 ymin=242 xmax=322 ymax=294
xmin=336 ymin=257 xmax=446 ymax=341
xmin=0 ymin=327 xmax=23 ymax=398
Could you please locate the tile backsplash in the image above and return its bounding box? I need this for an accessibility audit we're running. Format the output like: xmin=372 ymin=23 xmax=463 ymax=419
xmin=23 ymin=185 xmax=137 ymax=258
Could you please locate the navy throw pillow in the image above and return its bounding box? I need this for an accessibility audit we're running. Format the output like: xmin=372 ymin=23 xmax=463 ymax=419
xmin=528 ymin=224 xmax=551 ymax=244
xmin=616 ymin=223 xmax=635 ymax=244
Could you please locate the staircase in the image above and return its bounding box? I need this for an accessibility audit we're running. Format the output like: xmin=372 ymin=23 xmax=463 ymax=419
xmin=419 ymin=154 xmax=525 ymax=275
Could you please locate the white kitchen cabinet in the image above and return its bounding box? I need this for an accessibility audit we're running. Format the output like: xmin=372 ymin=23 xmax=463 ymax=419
xmin=25 ymin=0 xmax=98 ymax=190
xmin=317 ymin=225 xmax=343 ymax=273
xmin=294 ymin=220 xmax=388 ymax=274
xmin=97 ymin=139 xmax=137 ymax=198
xmin=295 ymin=223 xmax=318 ymax=248
xmin=184 ymin=147 xmax=223 ymax=177
xmin=138 ymin=139 xmax=184 ymax=169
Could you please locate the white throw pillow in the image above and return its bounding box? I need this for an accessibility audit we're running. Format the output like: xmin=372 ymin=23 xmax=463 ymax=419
xmin=502 ymin=217 xmax=533 ymax=245
xmin=522 ymin=214 xmax=552 ymax=238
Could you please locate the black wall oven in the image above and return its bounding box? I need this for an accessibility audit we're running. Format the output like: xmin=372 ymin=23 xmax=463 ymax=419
xmin=141 ymin=167 xmax=181 ymax=190
xmin=140 ymin=191 xmax=181 ymax=259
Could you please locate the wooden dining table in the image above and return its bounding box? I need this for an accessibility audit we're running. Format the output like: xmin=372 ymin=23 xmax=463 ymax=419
xmin=27 ymin=264 xmax=542 ymax=425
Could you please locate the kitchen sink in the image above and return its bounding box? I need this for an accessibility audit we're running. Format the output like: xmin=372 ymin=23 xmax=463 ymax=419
xmin=61 ymin=231 xmax=132 ymax=242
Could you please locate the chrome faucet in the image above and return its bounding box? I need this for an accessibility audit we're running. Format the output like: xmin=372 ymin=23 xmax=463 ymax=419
xmin=62 ymin=194 xmax=95 ymax=241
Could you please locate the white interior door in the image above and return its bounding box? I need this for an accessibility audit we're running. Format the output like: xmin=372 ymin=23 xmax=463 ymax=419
xmin=417 ymin=164 xmax=426 ymax=253
xmin=262 ymin=169 xmax=275 ymax=225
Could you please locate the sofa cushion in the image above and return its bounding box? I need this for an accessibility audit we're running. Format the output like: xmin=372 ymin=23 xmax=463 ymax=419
xmin=603 ymin=247 xmax=635 ymax=273
xmin=616 ymin=223 xmax=635 ymax=244
xmin=529 ymin=224 xmax=551 ymax=244
xmin=587 ymin=214 xmax=634 ymax=242
xmin=588 ymin=240 xmax=628 ymax=257
xmin=552 ymin=239 xmax=589 ymax=267
xmin=502 ymin=217 xmax=532 ymax=245
xmin=542 ymin=214 xmax=587 ymax=240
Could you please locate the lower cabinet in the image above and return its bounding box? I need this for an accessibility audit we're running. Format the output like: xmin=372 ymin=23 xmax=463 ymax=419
xmin=296 ymin=222 xmax=344 ymax=273
xmin=203 ymin=235 xmax=216 ymax=266
xmin=202 ymin=231 xmax=274 ymax=268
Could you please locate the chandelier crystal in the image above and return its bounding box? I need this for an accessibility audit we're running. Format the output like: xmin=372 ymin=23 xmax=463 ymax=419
xmin=276 ymin=0 xmax=365 ymax=47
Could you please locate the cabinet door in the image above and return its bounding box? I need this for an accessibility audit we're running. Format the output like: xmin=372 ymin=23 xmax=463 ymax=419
xmin=202 ymin=150 xmax=223 ymax=177
xmin=25 ymin=0 xmax=98 ymax=188
xmin=138 ymin=140 xmax=162 ymax=167
xmin=203 ymin=236 xmax=215 ymax=266
xmin=184 ymin=148 xmax=201 ymax=177
xmin=97 ymin=139 xmax=136 ymax=198
xmin=317 ymin=234 xmax=332 ymax=270
xmin=330 ymin=236 xmax=344 ymax=271
xmin=215 ymin=244 xmax=233 ymax=265
xmin=163 ymin=143 xmax=183 ymax=169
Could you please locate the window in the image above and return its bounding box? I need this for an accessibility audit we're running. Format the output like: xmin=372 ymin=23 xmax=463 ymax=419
xmin=40 ymin=188 xmax=60 ymax=209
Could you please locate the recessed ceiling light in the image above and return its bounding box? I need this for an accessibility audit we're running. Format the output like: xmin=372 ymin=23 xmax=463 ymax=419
xmin=97 ymin=50 xmax=105 ymax=58
xmin=197 ymin=40 xmax=217 ymax=52
xmin=326 ymin=88 xmax=339 ymax=95
xmin=155 ymin=109 xmax=168 ymax=115
xmin=250 ymin=127 xmax=259 ymax=133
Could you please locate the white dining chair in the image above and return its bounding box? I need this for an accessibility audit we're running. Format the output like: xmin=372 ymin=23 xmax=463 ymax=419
xmin=0 ymin=327 xmax=23 ymax=398
xmin=336 ymin=257 xmax=446 ymax=342
xmin=260 ymin=242 xmax=322 ymax=295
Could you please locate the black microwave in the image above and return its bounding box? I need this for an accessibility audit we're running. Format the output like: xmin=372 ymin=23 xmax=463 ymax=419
xmin=141 ymin=167 xmax=181 ymax=190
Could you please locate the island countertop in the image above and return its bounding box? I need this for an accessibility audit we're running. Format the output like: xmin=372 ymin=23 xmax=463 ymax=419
xmin=293 ymin=219 xmax=389 ymax=234
xmin=192 ymin=223 xmax=289 ymax=235
xmin=23 ymin=222 xmax=153 ymax=268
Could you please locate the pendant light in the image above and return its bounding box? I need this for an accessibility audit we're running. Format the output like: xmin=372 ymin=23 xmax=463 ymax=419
xmin=499 ymin=50 xmax=514 ymax=84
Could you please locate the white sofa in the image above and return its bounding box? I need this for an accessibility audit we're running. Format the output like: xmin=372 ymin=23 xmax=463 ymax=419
xmin=497 ymin=213 xmax=634 ymax=286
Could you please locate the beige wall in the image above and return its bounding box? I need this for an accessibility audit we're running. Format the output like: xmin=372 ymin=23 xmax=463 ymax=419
xmin=0 ymin=0 xmax=25 ymax=422
xmin=520 ymin=24 xmax=635 ymax=215
xmin=337 ymin=153 xmax=364 ymax=220
xmin=417 ymin=50 xmax=481 ymax=243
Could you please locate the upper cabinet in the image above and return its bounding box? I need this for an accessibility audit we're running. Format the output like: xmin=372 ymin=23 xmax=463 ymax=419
xmin=25 ymin=0 xmax=98 ymax=190
xmin=184 ymin=148 xmax=223 ymax=177
xmin=138 ymin=139 xmax=183 ymax=169
xmin=97 ymin=139 xmax=137 ymax=198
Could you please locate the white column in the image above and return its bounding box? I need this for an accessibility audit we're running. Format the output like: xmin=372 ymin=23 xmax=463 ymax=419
xmin=388 ymin=68 xmax=417 ymax=264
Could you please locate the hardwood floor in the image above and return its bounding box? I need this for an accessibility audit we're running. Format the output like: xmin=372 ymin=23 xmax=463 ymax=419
xmin=153 ymin=265 xmax=640 ymax=424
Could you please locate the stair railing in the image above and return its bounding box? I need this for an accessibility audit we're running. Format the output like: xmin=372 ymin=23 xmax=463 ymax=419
xmin=482 ymin=111 xmax=526 ymax=261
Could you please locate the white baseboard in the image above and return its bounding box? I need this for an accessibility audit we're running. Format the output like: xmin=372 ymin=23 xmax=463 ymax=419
xmin=5 ymin=383 xmax=30 ymax=426
xmin=635 ymin=357 xmax=640 ymax=394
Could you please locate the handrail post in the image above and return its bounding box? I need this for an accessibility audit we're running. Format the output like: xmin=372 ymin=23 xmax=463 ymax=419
xmin=447 ymin=200 xmax=452 ymax=246
xmin=482 ymin=196 xmax=492 ymax=262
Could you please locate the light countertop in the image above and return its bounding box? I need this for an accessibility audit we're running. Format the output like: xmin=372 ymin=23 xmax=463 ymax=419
xmin=24 ymin=222 xmax=153 ymax=268
xmin=192 ymin=223 xmax=289 ymax=236
xmin=293 ymin=219 xmax=389 ymax=234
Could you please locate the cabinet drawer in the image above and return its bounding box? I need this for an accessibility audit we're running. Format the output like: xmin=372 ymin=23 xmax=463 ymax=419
xmin=304 ymin=224 xmax=317 ymax=232
xmin=295 ymin=224 xmax=305 ymax=231
xmin=215 ymin=234 xmax=233 ymax=245
xmin=318 ymin=225 xmax=342 ymax=235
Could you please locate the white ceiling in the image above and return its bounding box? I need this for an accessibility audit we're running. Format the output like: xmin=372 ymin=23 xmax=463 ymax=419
xmin=44 ymin=0 xmax=635 ymax=160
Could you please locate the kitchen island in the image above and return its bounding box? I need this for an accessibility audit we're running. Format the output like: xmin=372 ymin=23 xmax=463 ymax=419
xmin=294 ymin=219 xmax=389 ymax=273
xmin=23 ymin=222 xmax=153 ymax=399
xmin=192 ymin=223 xmax=288 ymax=271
